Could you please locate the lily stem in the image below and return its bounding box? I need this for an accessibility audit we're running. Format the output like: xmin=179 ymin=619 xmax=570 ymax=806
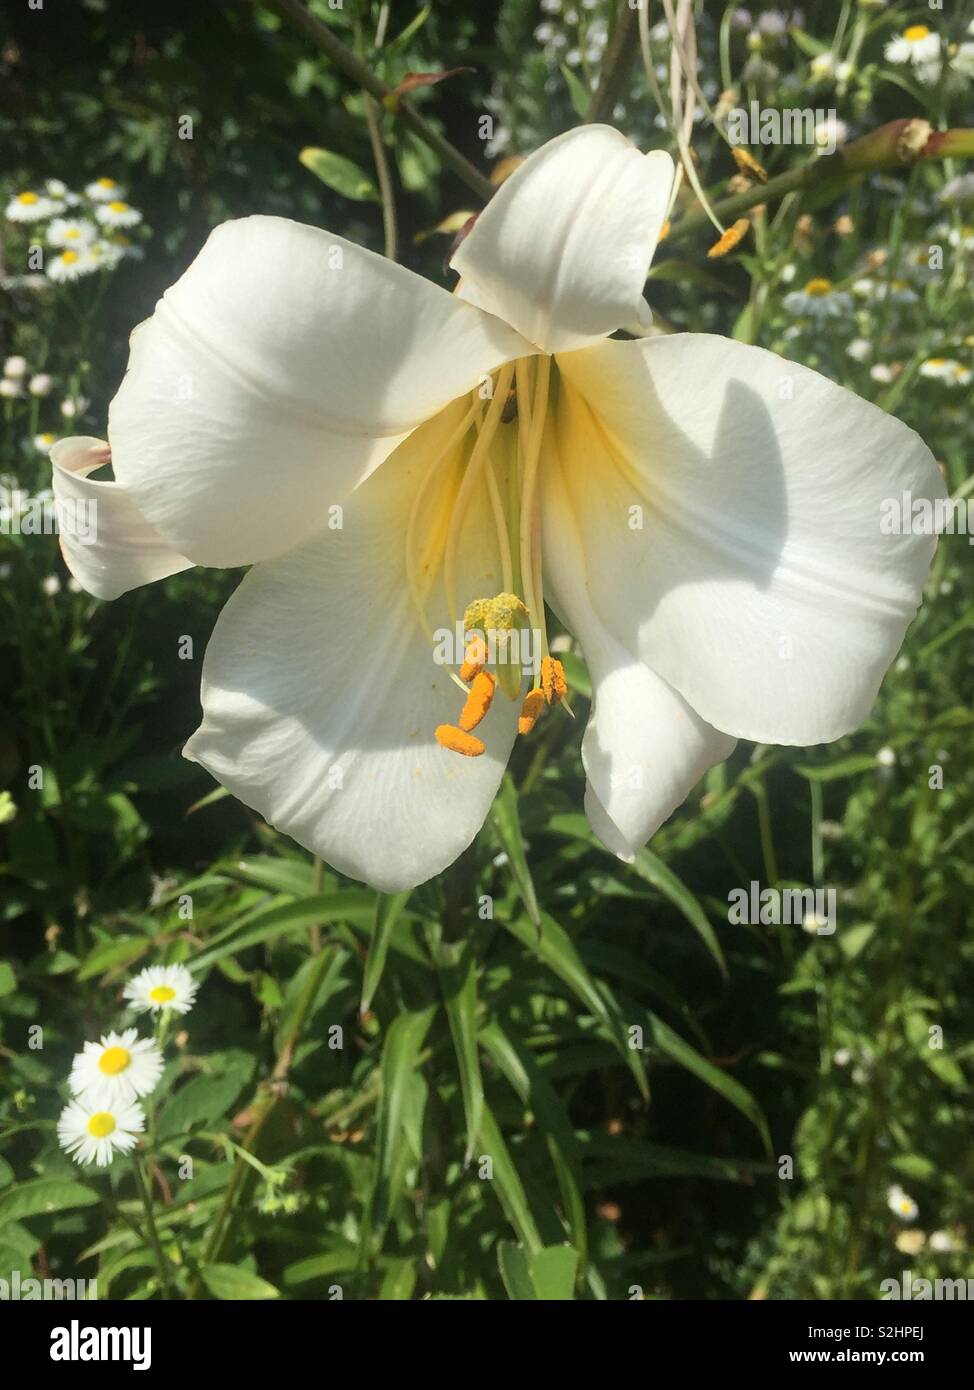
xmin=262 ymin=0 xmax=494 ymax=202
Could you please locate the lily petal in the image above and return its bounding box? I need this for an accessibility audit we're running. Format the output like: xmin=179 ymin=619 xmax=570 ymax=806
xmin=543 ymin=463 xmax=735 ymax=859
xmin=552 ymin=335 xmax=947 ymax=746
xmin=451 ymin=126 xmax=673 ymax=354
xmin=109 ymin=216 xmax=531 ymax=569
xmin=50 ymin=436 xmax=192 ymax=600
xmin=184 ymin=399 xmax=520 ymax=893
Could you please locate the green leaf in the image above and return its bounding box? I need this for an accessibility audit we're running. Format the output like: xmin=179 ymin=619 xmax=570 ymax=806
xmin=642 ymin=1008 xmax=770 ymax=1151
xmin=361 ymin=890 xmax=410 ymax=1014
xmin=200 ymin=1263 xmax=280 ymax=1300
xmin=529 ymin=1245 xmax=579 ymax=1300
xmin=497 ymin=1241 xmax=537 ymax=1299
xmin=491 ymin=775 xmax=541 ymax=929
xmin=366 ymin=1005 xmax=436 ymax=1249
xmin=190 ymin=891 xmax=373 ymax=970
xmin=545 ymin=813 xmax=725 ymax=976
xmin=0 ymin=1179 xmax=99 ymax=1227
xmin=299 ymin=146 xmax=379 ymax=201
xmin=433 ymin=937 xmax=484 ymax=1165
xmin=627 ymin=848 xmax=727 ymax=978
xmin=0 ymin=962 xmax=16 ymax=997
xmin=157 ymin=1054 xmax=254 ymax=1140
xmin=77 ymin=935 xmax=150 ymax=982
xmin=795 ymin=755 xmax=880 ymax=782
xmin=560 ymin=62 xmax=590 ymax=118
xmin=502 ymin=910 xmax=649 ymax=1100
xmin=480 ymin=1020 xmax=587 ymax=1272
xmin=478 ymin=1103 xmax=543 ymax=1254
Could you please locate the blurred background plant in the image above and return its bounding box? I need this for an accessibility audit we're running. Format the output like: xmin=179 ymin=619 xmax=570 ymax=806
xmin=0 ymin=0 xmax=972 ymax=1300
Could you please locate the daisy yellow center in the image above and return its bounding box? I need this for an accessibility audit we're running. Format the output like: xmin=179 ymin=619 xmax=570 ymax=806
xmin=98 ymin=1045 xmax=131 ymax=1075
xmin=926 ymin=357 xmax=946 ymax=368
xmin=803 ymin=278 xmax=833 ymax=297
xmin=108 ymin=200 xmax=129 ymax=213
xmin=403 ymin=356 xmax=570 ymax=753
xmin=87 ymin=1112 xmax=116 ymax=1138
xmin=898 ymin=1199 xmax=913 ymax=1214
xmin=97 ymin=178 xmax=116 ymax=189
xmin=904 ymin=25 xmax=930 ymax=43
xmin=62 ymin=250 xmax=80 ymax=264
xmin=38 ymin=433 xmax=55 ymax=445
xmin=65 ymin=228 xmax=80 ymax=239
xmin=149 ymin=984 xmax=176 ymax=1003
xmin=18 ymin=192 xmax=39 ymax=205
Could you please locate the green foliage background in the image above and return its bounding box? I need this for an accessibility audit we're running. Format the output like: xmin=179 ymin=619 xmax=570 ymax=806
xmin=1 ymin=0 xmax=972 ymax=1300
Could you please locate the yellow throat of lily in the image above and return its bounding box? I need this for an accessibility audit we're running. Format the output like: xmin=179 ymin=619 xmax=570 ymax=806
xmin=403 ymin=355 xmax=568 ymax=756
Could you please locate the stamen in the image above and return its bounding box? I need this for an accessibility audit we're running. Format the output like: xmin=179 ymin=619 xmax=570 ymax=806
xmin=435 ymin=724 xmax=486 ymax=757
xmin=458 ymin=670 xmax=496 ymax=732
xmin=459 ymin=634 xmax=488 ymax=683
xmin=540 ymin=656 xmax=567 ymax=705
xmin=518 ymin=688 xmax=546 ymax=736
xmin=518 ymin=356 xmax=551 ymax=660
xmin=443 ymin=362 xmax=516 ymax=627
xmin=404 ymin=396 xmax=481 ymax=646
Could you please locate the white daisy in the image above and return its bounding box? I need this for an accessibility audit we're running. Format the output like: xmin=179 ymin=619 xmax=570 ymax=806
xmin=47 ymin=216 xmax=97 ymax=249
xmin=33 ymin=432 xmax=57 ymax=455
xmin=60 ymin=395 xmax=89 ymax=420
xmin=887 ymin=1184 xmax=919 ymax=1223
xmin=920 ymin=356 xmax=959 ymax=381
xmin=94 ymin=199 xmax=142 ymax=230
xmin=940 ymin=173 xmax=974 ymax=205
xmin=57 ymin=1096 xmax=145 ymax=1167
xmin=929 ymin=1230 xmax=958 ymax=1252
xmin=44 ymin=179 xmax=77 ymax=206
xmin=782 ymin=277 xmax=852 ymax=318
xmin=124 ymin=963 xmax=199 ymax=1016
xmin=885 ymin=25 xmax=941 ymax=83
xmin=5 ymin=190 xmax=60 ymax=222
xmin=0 ymin=378 xmax=21 ymax=399
xmin=84 ymin=239 xmax=125 ymax=271
xmin=948 ymin=224 xmax=974 ymax=251
xmin=68 ymin=1027 xmax=164 ymax=1106
xmin=3 ymin=355 xmax=27 ymax=379
xmin=47 ymin=248 xmax=95 ymax=283
xmin=29 ymin=373 xmax=53 ymax=396
xmin=951 ymin=42 xmax=974 ymax=79
xmin=85 ymin=176 xmax=125 ymax=202
xmin=41 ymin=573 xmax=61 ymax=596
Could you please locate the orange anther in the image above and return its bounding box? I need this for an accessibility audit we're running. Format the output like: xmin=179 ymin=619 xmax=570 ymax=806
xmin=540 ymin=656 xmax=567 ymax=705
xmin=707 ymin=218 xmax=750 ymax=260
xmin=435 ymin=724 xmax=486 ymax=757
xmin=459 ymin=634 xmax=488 ymax=683
xmin=518 ymin=688 xmax=546 ymax=736
xmin=458 ymin=670 xmax=496 ymax=732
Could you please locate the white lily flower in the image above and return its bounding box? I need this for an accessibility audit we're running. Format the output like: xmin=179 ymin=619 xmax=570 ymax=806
xmin=49 ymin=126 xmax=946 ymax=892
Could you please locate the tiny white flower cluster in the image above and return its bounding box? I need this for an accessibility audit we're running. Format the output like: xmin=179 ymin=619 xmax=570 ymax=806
xmin=1 ymin=354 xmax=52 ymax=402
xmin=4 ymin=176 xmax=147 ymax=285
xmin=57 ymin=964 xmax=198 ymax=1168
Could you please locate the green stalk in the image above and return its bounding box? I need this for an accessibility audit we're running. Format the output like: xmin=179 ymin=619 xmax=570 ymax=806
xmin=262 ymin=0 xmax=494 ymax=202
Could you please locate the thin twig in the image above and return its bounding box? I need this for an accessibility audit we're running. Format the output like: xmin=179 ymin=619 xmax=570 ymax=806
xmin=262 ymin=0 xmax=494 ymax=202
